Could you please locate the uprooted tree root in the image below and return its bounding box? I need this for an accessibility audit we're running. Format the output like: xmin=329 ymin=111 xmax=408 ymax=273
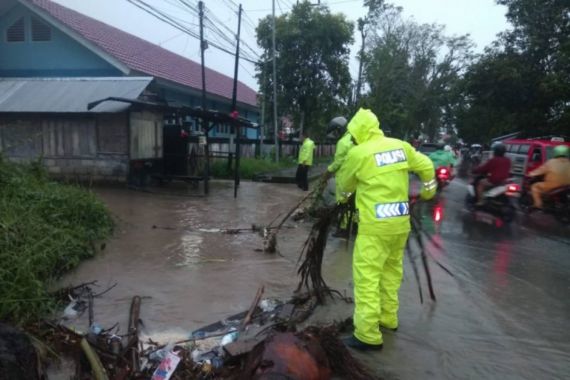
xmin=296 ymin=201 xmax=354 ymax=304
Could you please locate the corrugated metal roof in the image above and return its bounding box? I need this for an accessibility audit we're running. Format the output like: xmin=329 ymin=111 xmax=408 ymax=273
xmin=0 ymin=77 xmax=153 ymax=113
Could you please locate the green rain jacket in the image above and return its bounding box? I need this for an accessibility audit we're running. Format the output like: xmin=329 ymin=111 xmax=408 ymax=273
xmin=428 ymin=150 xmax=456 ymax=169
xmin=336 ymin=109 xmax=436 ymax=235
xmin=298 ymin=137 xmax=315 ymax=166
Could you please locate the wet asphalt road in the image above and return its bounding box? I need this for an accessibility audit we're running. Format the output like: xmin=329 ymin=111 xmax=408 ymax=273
xmin=325 ymin=178 xmax=570 ymax=380
xmin=59 ymin=179 xmax=570 ymax=379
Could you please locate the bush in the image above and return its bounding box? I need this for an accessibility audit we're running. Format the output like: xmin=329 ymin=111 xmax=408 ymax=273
xmin=0 ymin=157 xmax=113 ymax=323
xmin=210 ymin=157 xmax=297 ymax=180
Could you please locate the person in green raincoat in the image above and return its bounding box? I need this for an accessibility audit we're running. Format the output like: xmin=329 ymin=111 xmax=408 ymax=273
xmin=336 ymin=108 xmax=436 ymax=351
xmin=428 ymin=143 xmax=457 ymax=171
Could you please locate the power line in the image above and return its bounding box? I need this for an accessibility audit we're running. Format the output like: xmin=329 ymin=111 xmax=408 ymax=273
xmin=247 ymin=0 xmax=360 ymax=12
xmin=239 ymin=61 xmax=256 ymax=80
xmin=281 ymin=0 xmax=295 ymax=9
xmin=127 ymin=0 xmax=258 ymax=63
xmin=203 ymin=7 xmax=260 ymax=60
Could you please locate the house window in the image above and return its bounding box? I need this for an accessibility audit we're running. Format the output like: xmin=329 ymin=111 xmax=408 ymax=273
xmin=31 ymin=17 xmax=51 ymax=41
xmin=6 ymin=17 xmax=25 ymax=42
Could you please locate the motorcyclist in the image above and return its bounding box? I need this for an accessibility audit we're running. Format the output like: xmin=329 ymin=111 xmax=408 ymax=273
xmin=445 ymin=145 xmax=457 ymax=159
xmin=528 ymin=145 xmax=570 ymax=209
xmin=470 ymin=144 xmax=482 ymax=166
xmin=336 ymin=108 xmax=436 ymax=351
xmin=428 ymin=143 xmax=456 ymax=175
xmin=322 ymin=116 xmax=354 ymax=237
xmin=472 ymin=142 xmax=511 ymax=205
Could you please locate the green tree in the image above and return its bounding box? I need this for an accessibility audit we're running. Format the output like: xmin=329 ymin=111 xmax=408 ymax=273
xmin=360 ymin=4 xmax=473 ymax=140
xmin=456 ymin=0 xmax=570 ymax=142
xmin=256 ymin=1 xmax=354 ymax=137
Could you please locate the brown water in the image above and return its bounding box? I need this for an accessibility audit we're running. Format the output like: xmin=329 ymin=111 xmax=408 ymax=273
xmin=60 ymin=181 xmax=326 ymax=340
xmin=59 ymin=180 xmax=570 ymax=379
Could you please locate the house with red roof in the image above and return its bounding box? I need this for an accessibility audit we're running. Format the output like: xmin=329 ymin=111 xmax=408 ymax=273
xmin=0 ymin=0 xmax=260 ymax=182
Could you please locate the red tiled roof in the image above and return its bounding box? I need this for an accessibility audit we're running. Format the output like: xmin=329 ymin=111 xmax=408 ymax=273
xmin=25 ymin=0 xmax=258 ymax=107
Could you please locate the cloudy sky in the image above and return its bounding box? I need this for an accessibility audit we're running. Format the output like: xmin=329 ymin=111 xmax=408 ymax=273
xmin=53 ymin=0 xmax=509 ymax=90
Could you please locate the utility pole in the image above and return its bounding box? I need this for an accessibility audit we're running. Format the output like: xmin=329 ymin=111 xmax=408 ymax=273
xmin=199 ymin=1 xmax=210 ymax=194
xmin=272 ymin=0 xmax=279 ymax=162
xmin=231 ymin=4 xmax=243 ymax=198
xmin=354 ymin=17 xmax=367 ymax=108
xmin=259 ymin=69 xmax=267 ymax=158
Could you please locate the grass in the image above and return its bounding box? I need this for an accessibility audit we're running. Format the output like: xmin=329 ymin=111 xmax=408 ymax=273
xmin=210 ymin=156 xmax=298 ymax=179
xmin=0 ymin=156 xmax=113 ymax=324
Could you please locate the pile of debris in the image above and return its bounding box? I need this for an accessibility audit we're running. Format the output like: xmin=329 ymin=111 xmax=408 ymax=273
xmin=30 ymin=282 xmax=375 ymax=380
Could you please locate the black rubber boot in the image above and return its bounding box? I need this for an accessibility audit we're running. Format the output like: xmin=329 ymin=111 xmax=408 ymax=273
xmin=342 ymin=335 xmax=383 ymax=351
xmin=379 ymin=323 xmax=398 ymax=332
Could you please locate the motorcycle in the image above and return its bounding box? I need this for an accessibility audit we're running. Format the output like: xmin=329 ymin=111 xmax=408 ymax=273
xmin=519 ymin=176 xmax=570 ymax=224
xmin=465 ymin=175 xmax=520 ymax=226
xmin=435 ymin=166 xmax=453 ymax=192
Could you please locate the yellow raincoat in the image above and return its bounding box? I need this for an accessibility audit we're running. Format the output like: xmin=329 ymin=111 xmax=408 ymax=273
xmin=298 ymin=137 xmax=315 ymax=166
xmin=336 ymin=108 xmax=435 ymax=346
xmin=327 ymin=132 xmax=354 ymax=201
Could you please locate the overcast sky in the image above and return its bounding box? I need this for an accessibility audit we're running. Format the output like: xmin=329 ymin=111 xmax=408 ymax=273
xmin=53 ymin=0 xmax=509 ymax=90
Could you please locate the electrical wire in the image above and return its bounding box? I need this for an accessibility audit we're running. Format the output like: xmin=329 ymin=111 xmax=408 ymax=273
xmin=127 ymin=0 xmax=258 ymax=63
xmin=247 ymin=0 xmax=360 ymax=12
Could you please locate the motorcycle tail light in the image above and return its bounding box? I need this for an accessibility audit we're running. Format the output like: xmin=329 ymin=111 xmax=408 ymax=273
xmin=507 ymin=184 xmax=520 ymax=193
xmin=433 ymin=206 xmax=443 ymax=222
xmin=437 ymin=167 xmax=449 ymax=180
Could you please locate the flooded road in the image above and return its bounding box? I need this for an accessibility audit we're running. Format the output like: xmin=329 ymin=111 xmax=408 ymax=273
xmin=61 ymin=181 xmax=310 ymax=340
xmin=61 ymin=179 xmax=570 ymax=379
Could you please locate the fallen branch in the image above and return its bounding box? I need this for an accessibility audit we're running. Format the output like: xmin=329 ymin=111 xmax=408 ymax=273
xmin=127 ymin=296 xmax=141 ymax=373
xmin=410 ymin=202 xmax=436 ymax=301
xmin=240 ymin=286 xmax=264 ymax=331
xmin=405 ymin=239 xmax=424 ymax=304
xmin=296 ymin=204 xmax=344 ymax=303
xmin=80 ymin=338 xmax=109 ymax=380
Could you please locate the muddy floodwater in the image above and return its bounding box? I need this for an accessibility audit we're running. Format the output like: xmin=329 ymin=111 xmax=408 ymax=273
xmin=60 ymin=180 xmax=570 ymax=379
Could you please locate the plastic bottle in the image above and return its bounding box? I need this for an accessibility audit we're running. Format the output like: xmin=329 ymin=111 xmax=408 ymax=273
xmin=149 ymin=343 xmax=174 ymax=362
xmin=220 ymin=329 xmax=238 ymax=346
xmin=109 ymin=336 xmax=122 ymax=355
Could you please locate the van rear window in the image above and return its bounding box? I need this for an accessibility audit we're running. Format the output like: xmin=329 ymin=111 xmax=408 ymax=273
xmin=510 ymin=144 xmax=520 ymax=152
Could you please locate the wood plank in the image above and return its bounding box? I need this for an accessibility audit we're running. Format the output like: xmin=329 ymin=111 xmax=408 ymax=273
xmin=223 ymin=337 xmax=264 ymax=358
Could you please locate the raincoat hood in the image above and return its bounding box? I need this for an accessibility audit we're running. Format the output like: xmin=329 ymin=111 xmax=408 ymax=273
xmin=347 ymin=108 xmax=383 ymax=145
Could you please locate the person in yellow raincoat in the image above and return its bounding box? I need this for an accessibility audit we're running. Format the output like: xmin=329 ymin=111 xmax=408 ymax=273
xmin=337 ymin=108 xmax=436 ymax=351
xmin=529 ymin=145 xmax=570 ymax=209
xmin=322 ymin=116 xmax=354 ymax=237
xmin=296 ymin=130 xmax=315 ymax=191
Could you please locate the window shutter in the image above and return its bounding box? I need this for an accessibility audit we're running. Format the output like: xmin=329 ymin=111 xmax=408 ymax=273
xmin=6 ymin=17 xmax=25 ymax=42
xmin=31 ymin=17 xmax=51 ymax=42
